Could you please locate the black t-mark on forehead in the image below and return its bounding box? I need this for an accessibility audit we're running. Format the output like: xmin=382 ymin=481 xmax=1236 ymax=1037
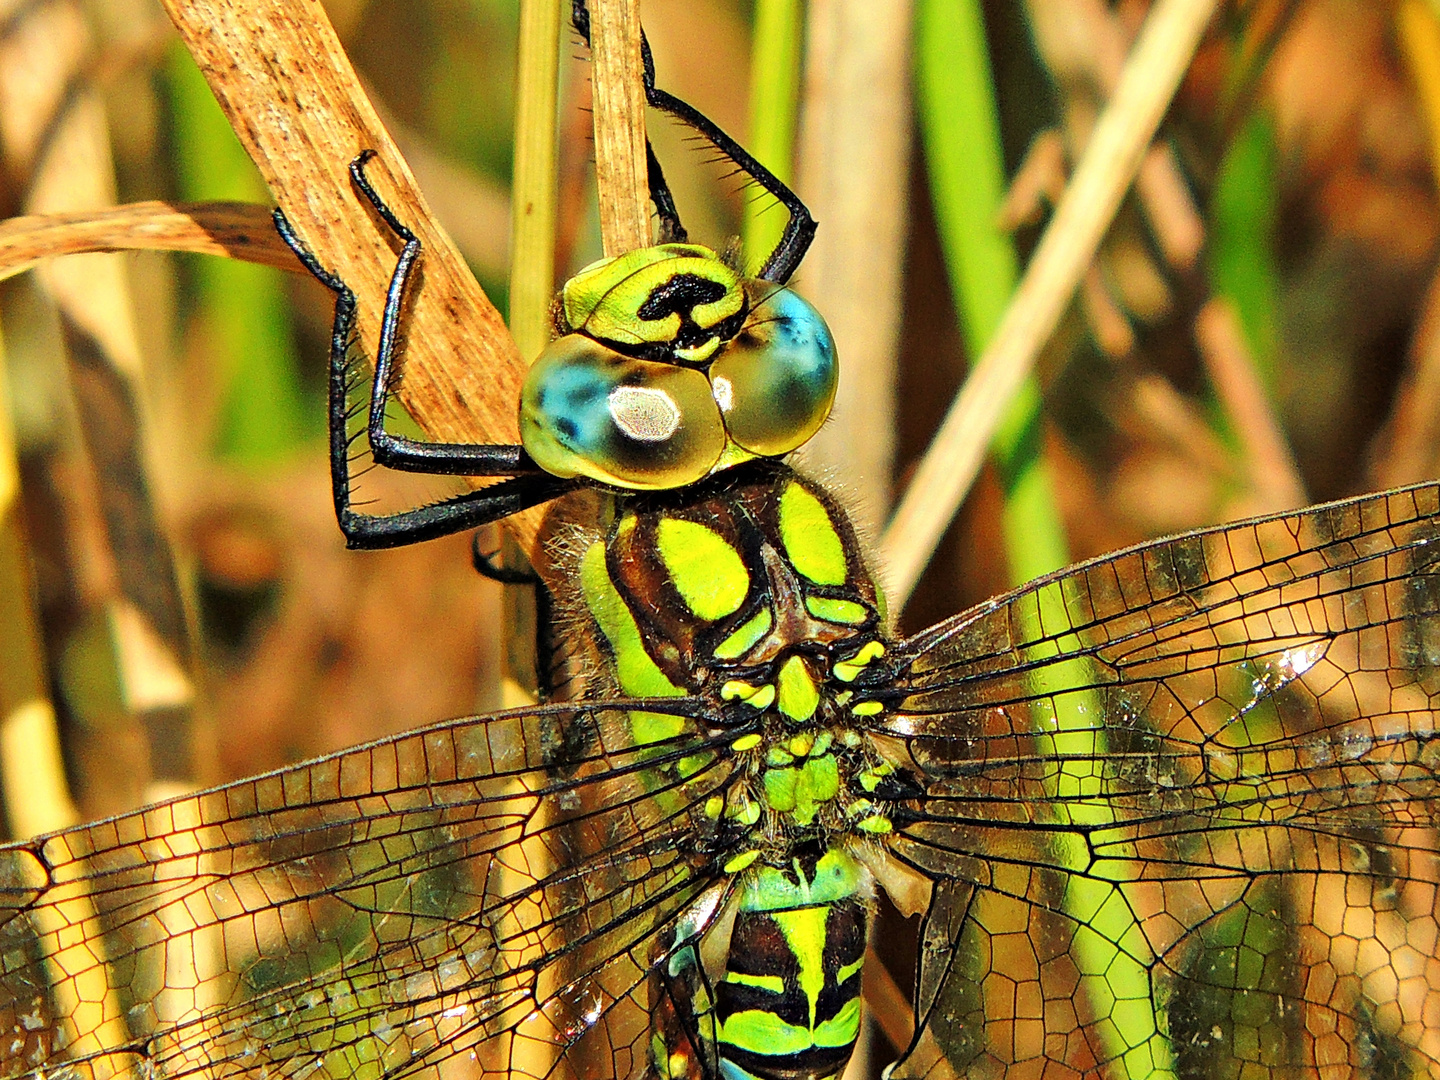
xmin=638 ymin=273 xmax=731 ymax=323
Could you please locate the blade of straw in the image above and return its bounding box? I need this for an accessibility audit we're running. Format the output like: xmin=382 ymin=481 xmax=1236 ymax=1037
xmin=590 ymin=0 xmax=650 ymax=256
xmin=510 ymin=0 xmax=562 ymax=364
xmin=879 ymin=0 xmax=1219 ymax=606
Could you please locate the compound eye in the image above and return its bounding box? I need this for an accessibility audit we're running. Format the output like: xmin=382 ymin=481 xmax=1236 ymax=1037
xmin=709 ymin=285 xmax=837 ymax=457
xmin=520 ymin=334 xmax=726 ymax=489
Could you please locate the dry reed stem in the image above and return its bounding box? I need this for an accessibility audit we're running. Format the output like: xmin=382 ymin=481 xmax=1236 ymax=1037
xmin=861 ymin=944 xmax=914 ymax=1054
xmin=794 ymin=0 xmax=914 ymax=533
xmin=5 ymin=0 xmax=205 ymax=809
xmin=1369 ymin=263 xmax=1440 ymax=487
xmin=370 ymin=93 xmax=512 ymax=280
xmin=1025 ymin=0 xmax=1204 ymax=272
xmin=1193 ymin=298 xmax=1306 ymax=512
xmin=0 ymin=242 xmax=123 ymax=1065
xmin=589 ymin=0 xmax=650 ymax=256
xmin=0 ymin=201 xmax=304 ymax=278
xmin=158 ymin=0 xmax=537 ymax=546
xmin=1128 ymin=373 xmax=1238 ymax=484
xmin=880 ymin=0 xmax=1219 ymax=606
xmin=509 ymin=0 xmax=562 ymax=363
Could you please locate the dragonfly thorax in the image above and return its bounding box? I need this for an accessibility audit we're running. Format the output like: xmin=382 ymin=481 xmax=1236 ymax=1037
xmin=569 ymin=464 xmax=897 ymax=1080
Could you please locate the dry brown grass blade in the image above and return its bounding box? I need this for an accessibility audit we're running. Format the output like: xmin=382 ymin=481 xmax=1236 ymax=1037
xmin=795 ymin=0 xmax=914 ymax=535
xmin=158 ymin=0 xmax=533 ymax=540
xmin=1369 ymin=262 xmax=1440 ymax=488
xmin=5 ymin=0 xmax=208 ymax=805
xmin=0 ymin=201 xmax=305 ymax=278
xmin=1194 ymin=298 xmax=1306 ymax=513
xmin=879 ymin=0 xmax=1218 ymax=606
xmin=590 ymin=0 xmax=651 ymax=255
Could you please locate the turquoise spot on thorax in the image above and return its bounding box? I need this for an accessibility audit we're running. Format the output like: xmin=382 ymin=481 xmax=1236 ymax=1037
xmin=777 ymin=483 xmax=847 ymax=586
xmin=804 ymin=596 xmax=869 ymax=625
xmin=657 ymin=519 xmax=749 ymax=621
xmin=714 ymin=608 xmax=772 ymax=661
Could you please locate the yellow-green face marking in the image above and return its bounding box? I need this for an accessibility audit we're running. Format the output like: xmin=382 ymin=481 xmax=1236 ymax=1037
xmin=521 ymin=245 xmax=838 ymax=497
xmin=561 ymin=245 xmax=744 ymax=348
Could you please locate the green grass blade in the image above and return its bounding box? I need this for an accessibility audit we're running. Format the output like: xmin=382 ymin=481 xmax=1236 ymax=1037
xmin=742 ymin=0 xmax=804 ymax=267
xmin=1209 ymin=111 xmax=1279 ymax=386
xmin=917 ymin=3 xmax=1175 ymax=1075
xmin=164 ymin=44 xmax=309 ymax=467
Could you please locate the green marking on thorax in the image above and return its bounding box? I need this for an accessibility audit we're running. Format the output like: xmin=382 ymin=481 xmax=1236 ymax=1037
xmin=778 ymin=483 xmax=847 ymax=585
xmin=580 ymin=539 xmax=684 ymax=746
xmin=805 ymin=596 xmax=869 ymax=626
xmin=714 ymin=608 xmax=772 ymax=661
xmin=832 ymin=641 xmax=884 ymax=683
xmin=657 ymin=519 xmax=750 ymax=621
xmin=776 ymin=656 xmax=820 ymax=722
xmin=763 ymin=756 xmax=840 ymax=825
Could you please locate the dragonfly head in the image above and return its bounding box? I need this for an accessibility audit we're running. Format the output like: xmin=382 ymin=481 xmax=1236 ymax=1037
xmin=520 ymin=246 xmax=837 ymax=491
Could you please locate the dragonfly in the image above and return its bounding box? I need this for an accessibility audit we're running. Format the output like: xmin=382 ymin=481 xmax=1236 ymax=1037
xmin=5 ymin=14 xmax=1440 ymax=1080
xmin=1 ymin=457 xmax=1439 ymax=1080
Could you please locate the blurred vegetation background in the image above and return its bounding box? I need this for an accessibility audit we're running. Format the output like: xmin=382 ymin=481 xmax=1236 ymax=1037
xmin=0 ymin=0 xmax=1436 ymax=854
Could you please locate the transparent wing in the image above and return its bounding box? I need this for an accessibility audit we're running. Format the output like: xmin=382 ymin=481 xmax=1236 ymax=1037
xmin=0 ymin=701 xmax=734 ymax=1080
xmin=872 ymin=481 xmax=1440 ymax=1079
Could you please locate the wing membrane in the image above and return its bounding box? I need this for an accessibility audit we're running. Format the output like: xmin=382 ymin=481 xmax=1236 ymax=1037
xmin=874 ymin=482 xmax=1440 ymax=1079
xmin=0 ymin=701 xmax=733 ymax=1080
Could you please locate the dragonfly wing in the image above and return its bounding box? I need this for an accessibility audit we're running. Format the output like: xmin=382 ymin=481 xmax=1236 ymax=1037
xmin=0 ymin=701 xmax=734 ymax=1080
xmin=873 ymin=482 xmax=1440 ymax=1079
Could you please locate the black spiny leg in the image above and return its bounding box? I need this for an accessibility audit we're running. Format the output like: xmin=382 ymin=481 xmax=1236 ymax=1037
xmin=273 ymin=207 xmax=576 ymax=550
xmin=571 ymin=0 xmax=816 ymax=283
xmin=345 ymin=150 xmax=537 ymax=477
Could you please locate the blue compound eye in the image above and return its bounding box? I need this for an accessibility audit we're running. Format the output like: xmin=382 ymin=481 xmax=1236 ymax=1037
xmin=520 ymin=334 xmax=726 ymax=489
xmin=708 ymin=284 xmax=838 ymax=458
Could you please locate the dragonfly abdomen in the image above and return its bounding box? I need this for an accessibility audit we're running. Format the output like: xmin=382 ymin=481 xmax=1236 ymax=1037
xmin=653 ymin=848 xmax=872 ymax=1080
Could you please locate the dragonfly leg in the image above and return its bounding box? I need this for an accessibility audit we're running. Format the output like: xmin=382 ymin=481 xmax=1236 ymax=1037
xmin=274 ymin=205 xmax=574 ymax=550
xmin=569 ymin=0 xmax=815 ymax=282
